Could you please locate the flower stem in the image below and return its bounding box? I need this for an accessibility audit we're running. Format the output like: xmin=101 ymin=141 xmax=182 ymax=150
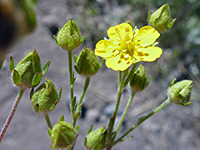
xmin=115 ymin=91 xmax=135 ymax=134
xmin=0 ymin=88 xmax=25 ymax=143
xmin=106 ymin=71 xmax=123 ymax=150
xmin=124 ymin=62 xmax=139 ymax=87
xmin=68 ymin=51 xmax=76 ymax=127
xmin=43 ymin=114 xmax=52 ymax=129
xmin=74 ymin=77 xmax=90 ymax=126
xmin=114 ymin=98 xmax=171 ymax=145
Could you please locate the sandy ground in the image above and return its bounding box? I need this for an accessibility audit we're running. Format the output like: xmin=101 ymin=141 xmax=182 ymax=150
xmin=0 ymin=0 xmax=200 ymax=150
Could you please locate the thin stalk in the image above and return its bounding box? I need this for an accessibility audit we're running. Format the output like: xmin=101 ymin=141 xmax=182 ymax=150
xmin=115 ymin=91 xmax=135 ymax=134
xmin=74 ymin=77 xmax=90 ymax=126
xmin=106 ymin=71 xmax=123 ymax=150
xmin=43 ymin=114 xmax=52 ymax=129
xmin=114 ymin=98 xmax=171 ymax=146
xmin=0 ymin=88 xmax=25 ymax=143
xmin=68 ymin=51 xmax=76 ymax=127
xmin=124 ymin=62 xmax=139 ymax=87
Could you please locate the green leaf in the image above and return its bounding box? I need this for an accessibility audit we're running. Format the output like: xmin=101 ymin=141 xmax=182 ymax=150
xmin=32 ymin=49 xmax=41 ymax=73
xmin=60 ymin=115 xmax=64 ymax=121
xmin=75 ymin=125 xmax=80 ymax=133
xmin=48 ymin=128 xmax=52 ymax=136
xmin=184 ymin=102 xmax=192 ymax=106
xmin=121 ymin=136 xmax=133 ymax=142
xmin=9 ymin=56 xmax=14 ymax=72
xmin=32 ymin=72 xmax=42 ymax=87
xmin=58 ymin=88 xmax=62 ymax=101
xmin=73 ymin=54 xmax=77 ymax=63
xmin=87 ymin=125 xmax=93 ymax=134
xmin=53 ymin=35 xmax=58 ymax=45
xmin=100 ymin=59 xmax=104 ymax=68
xmin=147 ymin=11 xmax=151 ymax=23
xmin=167 ymin=18 xmax=176 ymax=29
xmin=170 ymin=78 xmax=176 ymax=87
xmin=12 ymin=70 xmax=20 ymax=85
xmin=80 ymin=34 xmax=86 ymax=43
xmin=42 ymin=61 xmax=50 ymax=76
xmin=49 ymin=145 xmax=55 ymax=149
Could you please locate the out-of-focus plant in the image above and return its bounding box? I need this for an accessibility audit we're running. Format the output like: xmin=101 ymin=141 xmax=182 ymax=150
xmin=0 ymin=0 xmax=38 ymax=68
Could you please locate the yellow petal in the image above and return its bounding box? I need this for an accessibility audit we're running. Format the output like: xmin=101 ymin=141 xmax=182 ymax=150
xmin=107 ymin=23 xmax=133 ymax=44
xmin=134 ymin=47 xmax=162 ymax=62
xmin=105 ymin=53 xmax=134 ymax=71
xmin=135 ymin=26 xmax=160 ymax=47
xmin=95 ymin=40 xmax=119 ymax=58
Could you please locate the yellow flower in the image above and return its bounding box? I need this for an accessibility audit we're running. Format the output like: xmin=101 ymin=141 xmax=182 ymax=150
xmin=95 ymin=23 xmax=162 ymax=71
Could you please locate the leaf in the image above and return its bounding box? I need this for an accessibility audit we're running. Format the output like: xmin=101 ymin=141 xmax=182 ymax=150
xmin=170 ymin=78 xmax=176 ymax=87
xmin=60 ymin=114 xmax=64 ymax=121
xmin=147 ymin=11 xmax=151 ymax=23
xmin=87 ymin=125 xmax=93 ymax=134
xmin=32 ymin=72 xmax=42 ymax=87
xmin=58 ymin=88 xmax=62 ymax=101
xmin=32 ymin=49 xmax=41 ymax=73
xmin=53 ymin=35 xmax=58 ymax=45
xmin=49 ymin=145 xmax=55 ymax=149
xmin=48 ymin=129 xmax=52 ymax=136
xmin=121 ymin=136 xmax=133 ymax=142
xmin=9 ymin=56 xmax=14 ymax=72
xmin=80 ymin=34 xmax=86 ymax=43
xmin=184 ymin=102 xmax=192 ymax=106
xmin=73 ymin=54 xmax=77 ymax=63
xmin=167 ymin=18 xmax=176 ymax=29
xmin=75 ymin=125 xmax=80 ymax=133
xmin=12 ymin=70 xmax=20 ymax=85
xmin=42 ymin=61 xmax=50 ymax=76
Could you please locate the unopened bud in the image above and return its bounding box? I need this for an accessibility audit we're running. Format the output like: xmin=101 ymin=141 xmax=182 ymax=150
xmin=75 ymin=47 xmax=100 ymax=77
xmin=56 ymin=19 xmax=85 ymax=51
xmin=130 ymin=65 xmax=151 ymax=93
xmin=11 ymin=49 xmax=42 ymax=89
xmin=168 ymin=80 xmax=193 ymax=106
xmin=31 ymin=78 xmax=61 ymax=114
xmin=84 ymin=126 xmax=106 ymax=150
xmin=148 ymin=4 xmax=176 ymax=32
xmin=49 ymin=121 xmax=76 ymax=148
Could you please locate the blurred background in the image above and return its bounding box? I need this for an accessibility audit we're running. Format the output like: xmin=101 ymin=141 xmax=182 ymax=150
xmin=0 ymin=0 xmax=200 ymax=150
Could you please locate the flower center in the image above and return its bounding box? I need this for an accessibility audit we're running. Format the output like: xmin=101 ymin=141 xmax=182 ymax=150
xmin=120 ymin=40 xmax=134 ymax=56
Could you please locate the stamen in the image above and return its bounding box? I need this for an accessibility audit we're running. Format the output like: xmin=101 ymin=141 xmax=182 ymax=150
xmin=125 ymin=27 xmax=129 ymax=32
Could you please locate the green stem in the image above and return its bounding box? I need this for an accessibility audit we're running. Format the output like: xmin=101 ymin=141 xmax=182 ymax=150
xmin=43 ymin=114 xmax=52 ymax=129
xmin=114 ymin=98 xmax=171 ymax=145
xmin=0 ymin=88 xmax=25 ymax=143
xmin=74 ymin=77 xmax=90 ymax=126
xmin=115 ymin=91 xmax=135 ymax=134
xmin=106 ymin=71 xmax=123 ymax=150
xmin=124 ymin=62 xmax=139 ymax=87
xmin=68 ymin=51 xmax=76 ymax=127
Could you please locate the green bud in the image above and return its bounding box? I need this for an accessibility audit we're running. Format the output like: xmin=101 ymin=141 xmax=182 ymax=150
xmin=31 ymin=78 xmax=61 ymax=114
xmin=49 ymin=121 xmax=76 ymax=149
xmin=84 ymin=126 xmax=106 ymax=150
xmin=56 ymin=19 xmax=85 ymax=51
xmin=11 ymin=49 xmax=42 ymax=89
xmin=148 ymin=4 xmax=176 ymax=32
xmin=130 ymin=65 xmax=151 ymax=93
xmin=75 ymin=47 xmax=100 ymax=77
xmin=168 ymin=79 xmax=193 ymax=106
